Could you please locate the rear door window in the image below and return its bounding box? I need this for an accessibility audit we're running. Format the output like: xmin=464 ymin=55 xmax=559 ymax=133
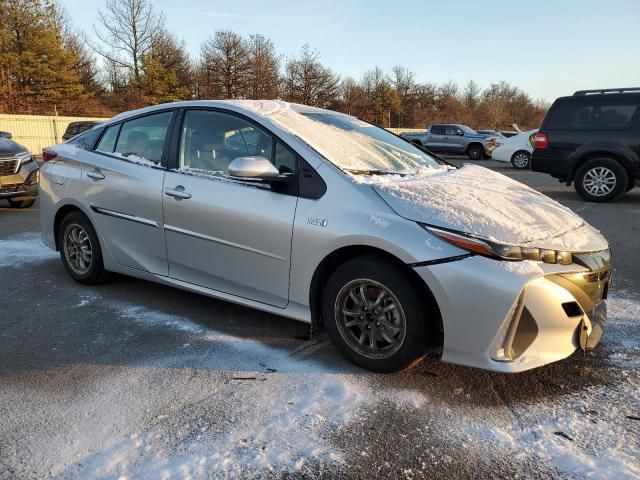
xmin=114 ymin=111 xmax=173 ymax=164
xmin=95 ymin=125 xmax=120 ymax=153
xmin=547 ymin=98 xmax=638 ymax=130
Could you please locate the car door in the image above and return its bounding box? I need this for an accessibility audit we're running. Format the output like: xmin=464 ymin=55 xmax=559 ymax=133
xmin=446 ymin=126 xmax=465 ymax=152
xmin=425 ymin=125 xmax=448 ymax=151
xmin=82 ymin=110 xmax=175 ymax=276
xmin=162 ymin=108 xmax=298 ymax=308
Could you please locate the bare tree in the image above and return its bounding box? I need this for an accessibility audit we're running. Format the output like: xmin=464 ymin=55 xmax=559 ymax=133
xmin=91 ymin=0 xmax=164 ymax=84
xmin=282 ymin=45 xmax=340 ymax=107
xmin=200 ymin=30 xmax=250 ymax=99
xmin=246 ymin=34 xmax=280 ymax=99
xmin=390 ymin=65 xmax=416 ymax=127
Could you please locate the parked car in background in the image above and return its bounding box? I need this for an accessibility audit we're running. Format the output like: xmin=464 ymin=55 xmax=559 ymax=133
xmin=400 ymin=124 xmax=490 ymax=160
xmin=500 ymin=131 xmax=518 ymax=138
xmin=531 ymin=87 xmax=640 ymax=202
xmin=0 ymin=137 xmax=39 ymax=208
xmin=40 ymin=100 xmax=611 ymax=373
xmin=491 ymin=129 xmax=538 ymax=169
xmin=62 ymin=121 xmax=103 ymax=141
xmin=477 ymin=129 xmax=507 ymax=139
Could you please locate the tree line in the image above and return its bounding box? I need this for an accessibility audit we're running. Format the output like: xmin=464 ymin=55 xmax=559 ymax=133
xmin=0 ymin=0 xmax=547 ymax=129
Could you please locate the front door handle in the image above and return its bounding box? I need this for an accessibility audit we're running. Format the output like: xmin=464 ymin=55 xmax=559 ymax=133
xmin=86 ymin=169 xmax=105 ymax=181
xmin=164 ymin=186 xmax=191 ymax=200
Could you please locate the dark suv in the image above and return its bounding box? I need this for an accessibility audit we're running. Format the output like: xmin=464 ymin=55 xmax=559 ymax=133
xmin=531 ymin=88 xmax=640 ymax=202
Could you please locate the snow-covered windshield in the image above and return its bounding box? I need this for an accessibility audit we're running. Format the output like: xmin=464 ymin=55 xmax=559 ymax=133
xmin=295 ymin=113 xmax=443 ymax=175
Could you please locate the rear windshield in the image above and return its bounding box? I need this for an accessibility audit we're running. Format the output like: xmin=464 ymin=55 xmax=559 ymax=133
xmin=546 ymin=97 xmax=639 ymax=130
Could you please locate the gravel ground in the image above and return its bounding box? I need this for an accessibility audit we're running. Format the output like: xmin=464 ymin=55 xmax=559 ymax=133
xmin=0 ymin=160 xmax=638 ymax=479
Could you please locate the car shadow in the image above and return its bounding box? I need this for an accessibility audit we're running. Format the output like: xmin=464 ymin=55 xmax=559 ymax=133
xmin=0 ymin=257 xmax=623 ymax=409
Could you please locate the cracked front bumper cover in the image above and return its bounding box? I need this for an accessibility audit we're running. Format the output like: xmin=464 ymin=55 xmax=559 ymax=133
xmin=414 ymin=252 xmax=610 ymax=373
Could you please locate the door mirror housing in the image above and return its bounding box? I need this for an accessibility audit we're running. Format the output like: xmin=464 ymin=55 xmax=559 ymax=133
xmin=228 ymin=156 xmax=292 ymax=184
xmin=456 ymin=130 xmax=464 ymax=136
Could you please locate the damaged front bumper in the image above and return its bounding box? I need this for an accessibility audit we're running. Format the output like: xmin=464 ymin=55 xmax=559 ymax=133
xmin=414 ymin=249 xmax=611 ymax=372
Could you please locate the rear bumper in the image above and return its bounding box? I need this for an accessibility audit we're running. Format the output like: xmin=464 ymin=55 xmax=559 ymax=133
xmin=531 ymin=151 xmax=573 ymax=180
xmin=414 ymin=254 xmax=610 ymax=372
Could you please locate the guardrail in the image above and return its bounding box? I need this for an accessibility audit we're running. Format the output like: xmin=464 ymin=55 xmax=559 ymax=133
xmin=0 ymin=114 xmax=108 ymax=155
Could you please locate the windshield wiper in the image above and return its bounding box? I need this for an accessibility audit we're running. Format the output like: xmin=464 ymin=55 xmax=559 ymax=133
xmin=343 ymin=168 xmax=404 ymax=176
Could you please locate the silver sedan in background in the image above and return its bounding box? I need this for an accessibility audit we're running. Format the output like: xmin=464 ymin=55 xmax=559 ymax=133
xmin=39 ymin=100 xmax=611 ymax=373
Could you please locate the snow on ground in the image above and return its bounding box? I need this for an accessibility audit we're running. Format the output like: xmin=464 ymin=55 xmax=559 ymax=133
xmin=1 ymin=232 xmax=638 ymax=478
xmin=463 ymin=291 xmax=640 ymax=479
xmin=0 ymin=232 xmax=56 ymax=267
xmin=2 ymin=297 xmax=425 ymax=479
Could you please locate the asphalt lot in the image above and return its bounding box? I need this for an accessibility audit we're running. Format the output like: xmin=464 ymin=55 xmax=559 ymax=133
xmin=1 ymin=159 xmax=639 ymax=479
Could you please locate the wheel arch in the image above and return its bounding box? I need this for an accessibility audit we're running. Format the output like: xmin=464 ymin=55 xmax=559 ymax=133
xmin=308 ymin=244 xmax=443 ymax=341
xmin=569 ymin=149 xmax=636 ymax=185
xmin=53 ymin=203 xmax=92 ymax=251
xmin=466 ymin=142 xmax=484 ymax=153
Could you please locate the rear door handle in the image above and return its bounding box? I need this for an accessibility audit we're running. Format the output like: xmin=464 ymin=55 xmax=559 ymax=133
xmin=164 ymin=186 xmax=191 ymax=200
xmin=86 ymin=169 xmax=105 ymax=181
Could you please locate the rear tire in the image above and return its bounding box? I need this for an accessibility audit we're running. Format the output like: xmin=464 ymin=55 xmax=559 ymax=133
xmin=58 ymin=211 xmax=111 ymax=284
xmin=321 ymin=255 xmax=431 ymax=373
xmin=511 ymin=150 xmax=530 ymax=169
xmin=467 ymin=144 xmax=484 ymax=160
xmin=7 ymin=199 xmax=35 ymax=208
xmin=575 ymin=157 xmax=628 ymax=203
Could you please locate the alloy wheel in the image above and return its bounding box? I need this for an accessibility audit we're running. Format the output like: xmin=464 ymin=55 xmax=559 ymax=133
xmin=583 ymin=167 xmax=616 ymax=197
xmin=334 ymin=279 xmax=407 ymax=359
xmin=513 ymin=153 xmax=529 ymax=168
xmin=63 ymin=224 xmax=93 ymax=275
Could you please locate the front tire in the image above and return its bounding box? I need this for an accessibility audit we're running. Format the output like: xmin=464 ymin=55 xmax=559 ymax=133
xmin=575 ymin=157 xmax=628 ymax=203
xmin=467 ymin=144 xmax=484 ymax=160
xmin=322 ymin=255 xmax=431 ymax=373
xmin=58 ymin=211 xmax=110 ymax=284
xmin=511 ymin=150 xmax=530 ymax=169
xmin=7 ymin=199 xmax=35 ymax=208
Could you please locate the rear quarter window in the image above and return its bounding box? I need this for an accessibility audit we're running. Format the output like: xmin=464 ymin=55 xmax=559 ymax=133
xmin=68 ymin=127 xmax=103 ymax=150
xmin=546 ymin=98 xmax=639 ymax=130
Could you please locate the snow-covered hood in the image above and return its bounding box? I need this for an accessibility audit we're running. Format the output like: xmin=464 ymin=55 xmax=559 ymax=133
xmin=373 ymin=165 xmax=608 ymax=252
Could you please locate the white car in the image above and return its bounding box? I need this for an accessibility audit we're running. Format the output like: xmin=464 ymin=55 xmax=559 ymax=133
xmin=491 ymin=129 xmax=538 ymax=169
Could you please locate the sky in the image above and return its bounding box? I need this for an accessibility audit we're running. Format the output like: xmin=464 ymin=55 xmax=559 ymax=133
xmin=62 ymin=0 xmax=640 ymax=103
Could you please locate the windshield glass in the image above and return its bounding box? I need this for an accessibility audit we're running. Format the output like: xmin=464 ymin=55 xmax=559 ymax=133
xmin=459 ymin=125 xmax=478 ymax=134
xmin=292 ymin=113 xmax=443 ymax=174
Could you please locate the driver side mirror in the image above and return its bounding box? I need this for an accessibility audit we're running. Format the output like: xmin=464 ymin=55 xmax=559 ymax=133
xmin=456 ymin=130 xmax=464 ymax=136
xmin=228 ymin=156 xmax=292 ymax=184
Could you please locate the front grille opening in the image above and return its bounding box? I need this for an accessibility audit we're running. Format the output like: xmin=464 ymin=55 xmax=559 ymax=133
xmin=562 ymin=301 xmax=583 ymax=318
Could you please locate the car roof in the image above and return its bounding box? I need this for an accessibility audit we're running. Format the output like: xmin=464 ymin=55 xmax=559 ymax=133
xmin=109 ymin=100 xmax=348 ymax=125
xmin=552 ymin=92 xmax=640 ymax=104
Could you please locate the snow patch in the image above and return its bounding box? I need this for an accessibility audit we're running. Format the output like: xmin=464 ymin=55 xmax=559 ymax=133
xmin=0 ymin=233 xmax=56 ymax=267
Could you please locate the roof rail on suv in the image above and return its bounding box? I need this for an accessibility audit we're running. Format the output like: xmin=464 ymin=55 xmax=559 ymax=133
xmin=573 ymin=87 xmax=640 ymax=96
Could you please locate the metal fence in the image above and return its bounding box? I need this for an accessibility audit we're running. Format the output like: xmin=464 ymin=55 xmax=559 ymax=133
xmin=0 ymin=114 xmax=425 ymax=156
xmin=0 ymin=114 xmax=109 ymax=155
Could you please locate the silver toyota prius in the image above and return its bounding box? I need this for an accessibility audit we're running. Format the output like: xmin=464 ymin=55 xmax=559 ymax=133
xmin=39 ymin=100 xmax=611 ymax=373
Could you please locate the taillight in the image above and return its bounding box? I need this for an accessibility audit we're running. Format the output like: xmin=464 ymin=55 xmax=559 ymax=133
xmin=42 ymin=148 xmax=57 ymax=161
xmin=533 ymin=133 xmax=548 ymax=149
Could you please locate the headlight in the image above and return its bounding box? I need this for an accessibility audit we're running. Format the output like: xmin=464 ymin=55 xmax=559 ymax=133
xmin=421 ymin=225 xmax=573 ymax=265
